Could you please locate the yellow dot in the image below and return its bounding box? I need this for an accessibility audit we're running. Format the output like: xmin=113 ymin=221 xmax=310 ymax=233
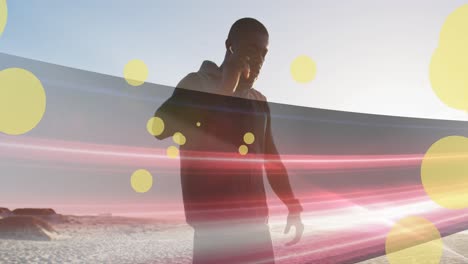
xmin=421 ymin=136 xmax=468 ymax=209
xmin=239 ymin=145 xmax=248 ymax=155
xmin=0 ymin=0 xmax=7 ymax=37
xmin=196 ymin=121 xmax=201 ymax=127
xmin=172 ymin=132 xmax=186 ymax=145
xmin=167 ymin=146 xmax=179 ymax=158
xmin=243 ymin=132 xmax=255 ymax=144
xmin=0 ymin=68 xmax=46 ymax=135
xmin=430 ymin=4 xmax=468 ymax=111
xmin=124 ymin=59 xmax=148 ymax=86
xmin=290 ymin=55 xmax=317 ymax=84
xmin=130 ymin=169 xmax=153 ymax=193
xmin=386 ymin=216 xmax=443 ymax=264
xmin=146 ymin=116 xmax=165 ymax=136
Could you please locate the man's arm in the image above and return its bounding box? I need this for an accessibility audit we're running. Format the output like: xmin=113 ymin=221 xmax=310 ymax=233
xmin=264 ymin=103 xmax=303 ymax=214
xmin=264 ymin=102 xmax=304 ymax=245
xmin=152 ymin=73 xmax=202 ymax=140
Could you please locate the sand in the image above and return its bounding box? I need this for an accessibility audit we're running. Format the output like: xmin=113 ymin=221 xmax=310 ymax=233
xmin=0 ymin=215 xmax=192 ymax=264
xmin=0 ymin=215 xmax=466 ymax=264
xmin=358 ymin=230 xmax=468 ymax=264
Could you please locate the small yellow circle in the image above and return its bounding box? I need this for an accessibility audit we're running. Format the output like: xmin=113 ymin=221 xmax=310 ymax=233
xmin=167 ymin=146 xmax=179 ymax=158
xmin=146 ymin=116 xmax=165 ymax=136
xmin=124 ymin=59 xmax=148 ymax=86
xmin=0 ymin=0 xmax=7 ymax=37
xmin=130 ymin=169 xmax=153 ymax=193
xmin=172 ymin=132 xmax=186 ymax=146
xmin=239 ymin=145 xmax=248 ymax=155
xmin=386 ymin=216 xmax=443 ymax=264
xmin=196 ymin=121 xmax=201 ymax=127
xmin=243 ymin=132 xmax=255 ymax=144
xmin=421 ymin=136 xmax=468 ymax=209
xmin=0 ymin=68 xmax=46 ymax=135
xmin=290 ymin=55 xmax=317 ymax=83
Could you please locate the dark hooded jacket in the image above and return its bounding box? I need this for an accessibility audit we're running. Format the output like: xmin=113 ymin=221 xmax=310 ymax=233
xmin=154 ymin=61 xmax=299 ymax=227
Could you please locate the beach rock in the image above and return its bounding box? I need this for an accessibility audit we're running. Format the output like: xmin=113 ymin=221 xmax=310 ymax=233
xmin=11 ymin=208 xmax=71 ymax=225
xmin=12 ymin=208 xmax=56 ymax=216
xmin=0 ymin=216 xmax=57 ymax=241
xmin=0 ymin=207 xmax=11 ymax=217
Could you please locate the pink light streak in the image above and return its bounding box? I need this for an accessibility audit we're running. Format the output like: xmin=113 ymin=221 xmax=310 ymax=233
xmin=0 ymin=135 xmax=425 ymax=170
xmin=2 ymin=135 xmax=468 ymax=263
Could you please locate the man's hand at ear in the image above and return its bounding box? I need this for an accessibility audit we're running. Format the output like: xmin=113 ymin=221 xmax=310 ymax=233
xmin=218 ymin=46 xmax=251 ymax=95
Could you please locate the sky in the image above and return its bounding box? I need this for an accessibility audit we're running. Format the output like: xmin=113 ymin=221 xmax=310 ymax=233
xmin=1 ymin=0 xmax=467 ymax=121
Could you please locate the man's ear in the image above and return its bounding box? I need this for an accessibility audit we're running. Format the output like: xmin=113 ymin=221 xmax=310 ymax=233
xmin=225 ymin=39 xmax=231 ymax=51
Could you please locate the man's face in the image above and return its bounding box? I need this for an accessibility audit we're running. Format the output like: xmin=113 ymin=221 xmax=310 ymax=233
xmin=232 ymin=32 xmax=269 ymax=88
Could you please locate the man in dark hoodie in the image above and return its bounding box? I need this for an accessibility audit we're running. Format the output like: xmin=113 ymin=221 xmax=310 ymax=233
xmin=153 ymin=18 xmax=303 ymax=264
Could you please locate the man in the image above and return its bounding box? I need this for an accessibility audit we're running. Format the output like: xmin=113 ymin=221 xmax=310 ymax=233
xmin=153 ymin=17 xmax=303 ymax=264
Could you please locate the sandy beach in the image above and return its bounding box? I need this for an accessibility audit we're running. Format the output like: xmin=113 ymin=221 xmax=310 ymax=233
xmin=0 ymin=215 xmax=193 ymax=264
xmin=0 ymin=214 xmax=467 ymax=264
xmin=358 ymin=230 xmax=468 ymax=264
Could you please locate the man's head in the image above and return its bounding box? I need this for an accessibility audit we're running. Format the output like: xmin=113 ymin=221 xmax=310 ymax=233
xmin=225 ymin=18 xmax=269 ymax=88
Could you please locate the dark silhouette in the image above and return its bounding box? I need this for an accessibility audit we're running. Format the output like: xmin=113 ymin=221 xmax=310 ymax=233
xmin=153 ymin=18 xmax=303 ymax=263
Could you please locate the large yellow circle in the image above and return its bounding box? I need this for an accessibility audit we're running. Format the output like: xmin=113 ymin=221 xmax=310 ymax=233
xmin=124 ymin=59 xmax=148 ymax=86
xmin=290 ymin=55 xmax=317 ymax=84
xmin=438 ymin=4 xmax=468 ymax=51
xmin=0 ymin=0 xmax=7 ymax=37
xmin=0 ymin=68 xmax=46 ymax=135
xmin=429 ymin=4 xmax=468 ymax=111
xmin=146 ymin=116 xmax=165 ymax=136
xmin=385 ymin=216 xmax=443 ymax=264
xmin=130 ymin=169 xmax=153 ymax=193
xmin=430 ymin=47 xmax=468 ymax=111
xmin=421 ymin=136 xmax=468 ymax=209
